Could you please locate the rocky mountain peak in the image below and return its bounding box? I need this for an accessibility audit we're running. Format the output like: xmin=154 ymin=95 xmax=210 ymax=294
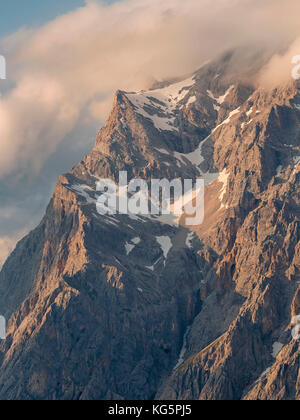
xmin=0 ymin=48 xmax=299 ymax=400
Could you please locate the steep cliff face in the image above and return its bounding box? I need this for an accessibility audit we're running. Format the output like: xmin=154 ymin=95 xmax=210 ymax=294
xmin=0 ymin=50 xmax=299 ymax=400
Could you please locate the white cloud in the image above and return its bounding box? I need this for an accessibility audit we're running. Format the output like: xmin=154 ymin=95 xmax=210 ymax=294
xmin=0 ymin=235 xmax=20 ymax=268
xmin=0 ymin=0 xmax=299 ymax=179
xmin=258 ymin=36 xmax=300 ymax=88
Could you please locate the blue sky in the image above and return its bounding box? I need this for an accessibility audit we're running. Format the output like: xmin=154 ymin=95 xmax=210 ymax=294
xmin=0 ymin=0 xmax=119 ymax=37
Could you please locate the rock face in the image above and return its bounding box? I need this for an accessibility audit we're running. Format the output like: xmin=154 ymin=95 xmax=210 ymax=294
xmin=0 ymin=49 xmax=299 ymax=400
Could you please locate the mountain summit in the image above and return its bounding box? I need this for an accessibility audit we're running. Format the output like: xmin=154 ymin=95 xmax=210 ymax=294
xmin=0 ymin=49 xmax=299 ymax=400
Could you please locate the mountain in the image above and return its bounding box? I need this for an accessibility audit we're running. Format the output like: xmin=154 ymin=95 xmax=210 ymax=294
xmin=0 ymin=48 xmax=299 ymax=400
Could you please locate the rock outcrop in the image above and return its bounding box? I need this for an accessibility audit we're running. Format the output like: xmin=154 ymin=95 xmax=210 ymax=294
xmin=0 ymin=49 xmax=299 ymax=400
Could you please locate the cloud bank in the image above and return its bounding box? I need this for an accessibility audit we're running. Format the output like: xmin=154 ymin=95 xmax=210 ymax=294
xmin=258 ymin=36 xmax=300 ymax=88
xmin=0 ymin=235 xmax=21 ymax=268
xmin=1 ymin=0 xmax=300 ymax=179
xmin=0 ymin=0 xmax=300 ymax=266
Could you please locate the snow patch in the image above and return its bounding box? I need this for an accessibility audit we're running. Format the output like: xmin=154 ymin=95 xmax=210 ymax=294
xmin=146 ymin=257 xmax=161 ymax=272
xmin=125 ymin=237 xmax=141 ymax=254
xmin=125 ymin=242 xmax=135 ymax=255
xmin=128 ymin=213 xmax=147 ymax=223
xmin=272 ymin=342 xmax=284 ymax=358
xmin=207 ymin=85 xmax=234 ymax=104
xmin=213 ymin=107 xmax=240 ymax=132
xmin=218 ymin=169 xmax=230 ymax=209
xmin=216 ymin=85 xmax=235 ymax=104
xmin=254 ymin=367 xmax=271 ymax=385
xmin=156 ymin=236 xmax=173 ymax=260
xmin=246 ymin=107 xmax=253 ymax=117
xmin=186 ymin=232 xmax=195 ymax=249
xmin=293 ymin=156 xmax=300 ymax=164
xmin=174 ymin=326 xmax=191 ymax=370
xmin=120 ymin=117 xmax=127 ymax=130
xmin=173 ymin=134 xmax=219 ymax=186
xmin=149 ymin=213 xmax=180 ymax=227
xmin=126 ymin=76 xmax=195 ymax=132
xmin=105 ymin=217 xmax=119 ymax=227
xmin=132 ymin=237 xmax=141 ymax=245
xmin=70 ymin=184 xmax=95 ymax=204
xmin=222 ymin=108 xmax=240 ymax=125
xmin=186 ymin=96 xmax=196 ymax=106
xmin=155 ymin=148 xmax=169 ymax=155
xmin=174 ymin=134 xmax=210 ymax=167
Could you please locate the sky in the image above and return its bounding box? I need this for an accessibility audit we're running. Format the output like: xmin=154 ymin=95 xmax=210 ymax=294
xmin=0 ymin=0 xmax=121 ymax=37
xmin=0 ymin=1 xmax=85 ymax=37
xmin=0 ymin=0 xmax=300 ymax=267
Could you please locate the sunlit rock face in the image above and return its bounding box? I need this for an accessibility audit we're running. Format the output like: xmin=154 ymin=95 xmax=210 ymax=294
xmin=0 ymin=49 xmax=299 ymax=400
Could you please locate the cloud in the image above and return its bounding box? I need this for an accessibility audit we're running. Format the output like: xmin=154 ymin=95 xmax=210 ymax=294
xmin=1 ymin=0 xmax=300 ymax=265
xmin=1 ymin=0 xmax=300 ymax=179
xmin=0 ymin=235 xmax=21 ymax=268
xmin=258 ymin=36 xmax=300 ymax=89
